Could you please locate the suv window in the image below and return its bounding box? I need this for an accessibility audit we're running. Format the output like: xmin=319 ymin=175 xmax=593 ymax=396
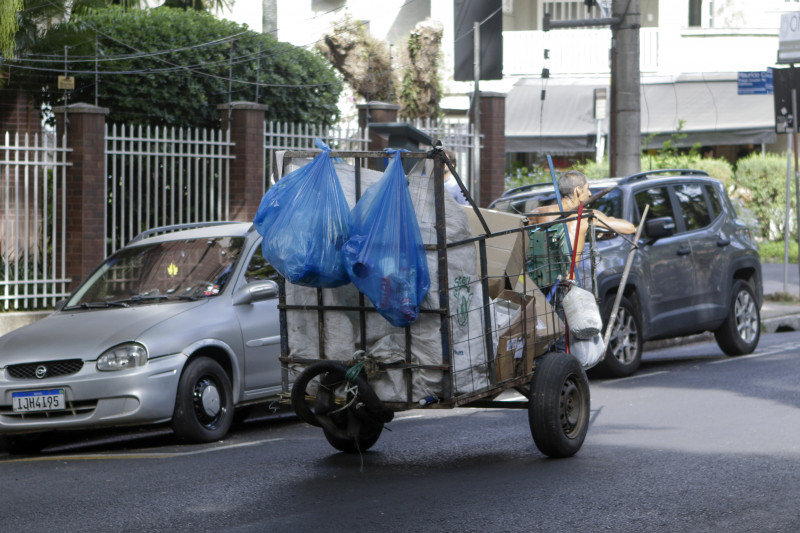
xmin=634 ymin=186 xmax=674 ymax=236
xmin=592 ymin=188 xmax=624 ymax=219
xmin=706 ymin=184 xmax=723 ymax=220
xmin=675 ymin=183 xmax=711 ymax=231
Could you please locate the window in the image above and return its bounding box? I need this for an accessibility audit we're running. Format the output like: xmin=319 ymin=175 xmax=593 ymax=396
xmin=689 ymin=0 xmax=702 ymax=26
xmin=688 ymin=0 xmax=713 ymax=28
xmin=635 ymin=186 xmax=673 ymax=222
xmin=66 ymin=237 xmax=244 ymax=307
xmin=592 ymin=188 xmax=623 ymax=220
xmin=675 ymin=183 xmax=711 ymax=231
xmin=245 ymin=245 xmax=279 ymax=283
xmin=706 ymin=185 xmax=723 ymax=220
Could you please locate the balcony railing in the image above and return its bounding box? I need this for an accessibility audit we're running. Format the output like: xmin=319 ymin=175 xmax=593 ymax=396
xmin=503 ymin=27 xmax=778 ymax=78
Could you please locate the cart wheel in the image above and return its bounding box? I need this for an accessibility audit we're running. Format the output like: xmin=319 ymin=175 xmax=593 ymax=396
xmin=290 ymin=360 xmax=349 ymax=428
xmin=322 ymin=411 xmax=384 ymax=454
xmin=290 ymin=361 xmax=392 ymax=453
xmin=528 ymin=352 xmax=590 ymax=458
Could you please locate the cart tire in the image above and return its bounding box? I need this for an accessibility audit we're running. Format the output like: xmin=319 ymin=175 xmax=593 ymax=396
xmin=528 ymin=352 xmax=590 ymax=458
xmin=291 ymin=361 xmax=347 ymax=427
xmin=323 ymin=420 xmax=384 ymax=453
xmin=290 ymin=361 xmax=394 ymax=428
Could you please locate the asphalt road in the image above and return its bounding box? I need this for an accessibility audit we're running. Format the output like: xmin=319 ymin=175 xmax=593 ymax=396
xmin=2 ymin=332 xmax=799 ymax=533
xmin=763 ymin=262 xmax=800 ymax=293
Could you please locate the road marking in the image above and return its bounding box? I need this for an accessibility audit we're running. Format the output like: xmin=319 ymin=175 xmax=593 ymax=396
xmin=1 ymin=438 xmax=284 ymax=463
xmin=394 ymin=414 xmax=424 ymax=421
xmin=612 ymin=370 xmax=670 ymax=381
xmin=710 ymin=341 xmax=800 ymax=364
xmin=710 ymin=350 xmax=781 ymax=363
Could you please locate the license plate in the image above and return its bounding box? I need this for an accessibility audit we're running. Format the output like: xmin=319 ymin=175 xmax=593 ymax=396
xmin=12 ymin=389 xmax=66 ymax=412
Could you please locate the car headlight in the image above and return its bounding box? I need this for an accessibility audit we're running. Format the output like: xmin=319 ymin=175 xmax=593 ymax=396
xmin=97 ymin=343 xmax=148 ymax=371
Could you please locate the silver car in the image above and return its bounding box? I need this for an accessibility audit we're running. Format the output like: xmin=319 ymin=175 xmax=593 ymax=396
xmin=0 ymin=222 xmax=282 ymax=452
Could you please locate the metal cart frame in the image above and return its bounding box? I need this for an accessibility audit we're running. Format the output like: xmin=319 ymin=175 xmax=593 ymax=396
xmin=276 ymin=146 xmax=596 ymax=458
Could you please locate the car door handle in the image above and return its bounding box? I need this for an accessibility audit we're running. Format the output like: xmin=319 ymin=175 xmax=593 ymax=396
xmin=677 ymin=247 xmax=691 ymax=256
xmin=717 ymin=239 xmax=730 ymax=247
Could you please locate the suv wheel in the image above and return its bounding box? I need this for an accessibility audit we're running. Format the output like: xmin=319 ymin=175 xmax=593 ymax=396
xmin=592 ymin=295 xmax=643 ymax=378
xmin=714 ymin=280 xmax=760 ymax=356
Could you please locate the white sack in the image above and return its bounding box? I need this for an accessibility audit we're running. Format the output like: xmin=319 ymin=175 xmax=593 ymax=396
xmin=571 ymin=333 xmax=606 ymax=369
xmin=562 ymin=285 xmax=603 ymax=339
xmin=284 ymin=157 xmax=489 ymax=403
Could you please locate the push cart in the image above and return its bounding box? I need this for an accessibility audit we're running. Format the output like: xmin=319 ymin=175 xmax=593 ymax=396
xmin=275 ymin=146 xmax=599 ymax=458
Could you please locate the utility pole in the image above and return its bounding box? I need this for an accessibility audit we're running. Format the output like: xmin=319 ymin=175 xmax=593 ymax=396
xmin=609 ymin=0 xmax=641 ymax=177
xmin=543 ymin=0 xmax=641 ymax=176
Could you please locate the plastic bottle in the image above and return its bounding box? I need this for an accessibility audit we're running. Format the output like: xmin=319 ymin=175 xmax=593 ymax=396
xmin=419 ymin=395 xmax=437 ymax=406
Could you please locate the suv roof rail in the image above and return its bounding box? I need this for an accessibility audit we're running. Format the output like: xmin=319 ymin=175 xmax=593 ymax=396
xmin=619 ymin=169 xmax=710 ymax=185
xmin=501 ymin=181 xmax=551 ymax=198
xmin=129 ymin=221 xmax=241 ymax=244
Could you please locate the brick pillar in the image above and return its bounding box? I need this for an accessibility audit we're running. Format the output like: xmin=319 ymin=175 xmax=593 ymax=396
xmin=357 ymin=101 xmax=400 ymax=170
xmin=52 ymin=103 xmax=109 ymax=291
xmin=0 ymin=89 xmax=42 ymax=135
xmin=473 ymin=92 xmax=506 ymax=207
xmin=218 ymin=101 xmax=269 ymax=222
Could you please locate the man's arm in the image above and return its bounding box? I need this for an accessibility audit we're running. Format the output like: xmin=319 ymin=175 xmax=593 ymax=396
xmin=589 ymin=209 xmax=636 ymax=235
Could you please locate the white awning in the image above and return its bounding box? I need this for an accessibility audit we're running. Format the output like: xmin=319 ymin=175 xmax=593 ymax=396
xmin=505 ymin=76 xmax=777 ymax=153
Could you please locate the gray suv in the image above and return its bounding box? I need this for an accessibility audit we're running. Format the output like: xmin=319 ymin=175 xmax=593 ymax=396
xmin=489 ymin=169 xmax=763 ymax=377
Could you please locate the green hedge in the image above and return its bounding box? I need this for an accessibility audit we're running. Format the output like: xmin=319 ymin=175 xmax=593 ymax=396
xmin=759 ymin=239 xmax=798 ymax=263
xmin=733 ymin=153 xmax=792 ymax=242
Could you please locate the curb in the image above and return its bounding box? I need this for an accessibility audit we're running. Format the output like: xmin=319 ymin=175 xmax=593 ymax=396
xmin=761 ymin=313 xmax=800 ymax=334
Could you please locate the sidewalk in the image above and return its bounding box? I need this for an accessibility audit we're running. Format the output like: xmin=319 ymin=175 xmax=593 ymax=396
xmin=760 ymin=278 xmax=800 ymax=333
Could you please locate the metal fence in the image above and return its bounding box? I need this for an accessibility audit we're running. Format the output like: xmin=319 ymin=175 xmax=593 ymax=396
xmin=2 ymin=118 xmax=474 ymax=311
xmin=265 ymin=119 xmax=475 ymax=193
xmin=105 ymin=123 xmax=234 ymax=255
xmin=264 ymin=121 xmax=370 ymax=181
xmin=0 ymin=131 xmax=71 ymax=310
xmin=412 ymin=118 xmax=476 ymax=192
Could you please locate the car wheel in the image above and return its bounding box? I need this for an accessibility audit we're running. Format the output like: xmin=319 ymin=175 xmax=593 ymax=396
xmin=528 ymin=352 xmax=590 ymax=458
xmin=0 ymin=432 xmax=50 ymax=455
xmin=714 ymin=280 xmax=760 ymax=356
xmin=591 ymin=295 xmax=643 ymax=378
xmin=172 ymin=357 xmax=234 ymax=443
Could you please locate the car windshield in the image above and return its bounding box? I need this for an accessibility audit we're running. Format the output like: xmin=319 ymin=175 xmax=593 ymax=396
xmin=65 ymin=236 xmax=244 ymax=309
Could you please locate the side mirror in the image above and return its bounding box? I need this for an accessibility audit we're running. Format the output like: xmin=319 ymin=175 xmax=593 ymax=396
xmin=645 ymin=217 xmax=676 ymax=239
xmin=233 ymin=280 xmax=279 ymax=305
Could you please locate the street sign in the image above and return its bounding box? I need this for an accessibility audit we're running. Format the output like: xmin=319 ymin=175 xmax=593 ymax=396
xmin=593 ymin=88 xmax=607 ymax=119
xmin=779 ymin=12 xmax=800 ymax=64
xmin=772 ymin=67 xmax=799 ymax=133
xmin=738 ymin=70 xmax=773 ymax=95
xmin=57 ymin=75 xmax=75 ymax=90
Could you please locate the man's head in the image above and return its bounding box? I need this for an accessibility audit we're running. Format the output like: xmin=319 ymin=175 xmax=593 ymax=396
xmin=558 ymin=170 xmax=590 ymax=203
xmin=443 ymin=149 xmax=457 ymax=171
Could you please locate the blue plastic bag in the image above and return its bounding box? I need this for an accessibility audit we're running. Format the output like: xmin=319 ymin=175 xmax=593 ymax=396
xmin=253 ymin=149 xmax=351 ymax=288
xmin=341 ymin=150 xmax=431 ymax=327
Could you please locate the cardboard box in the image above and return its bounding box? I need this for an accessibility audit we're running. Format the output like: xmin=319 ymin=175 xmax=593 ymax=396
xmin=494 ymin=287 xmax=565 ymax=382
xmin=462 ymin=206 xmax=528 ymax=299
